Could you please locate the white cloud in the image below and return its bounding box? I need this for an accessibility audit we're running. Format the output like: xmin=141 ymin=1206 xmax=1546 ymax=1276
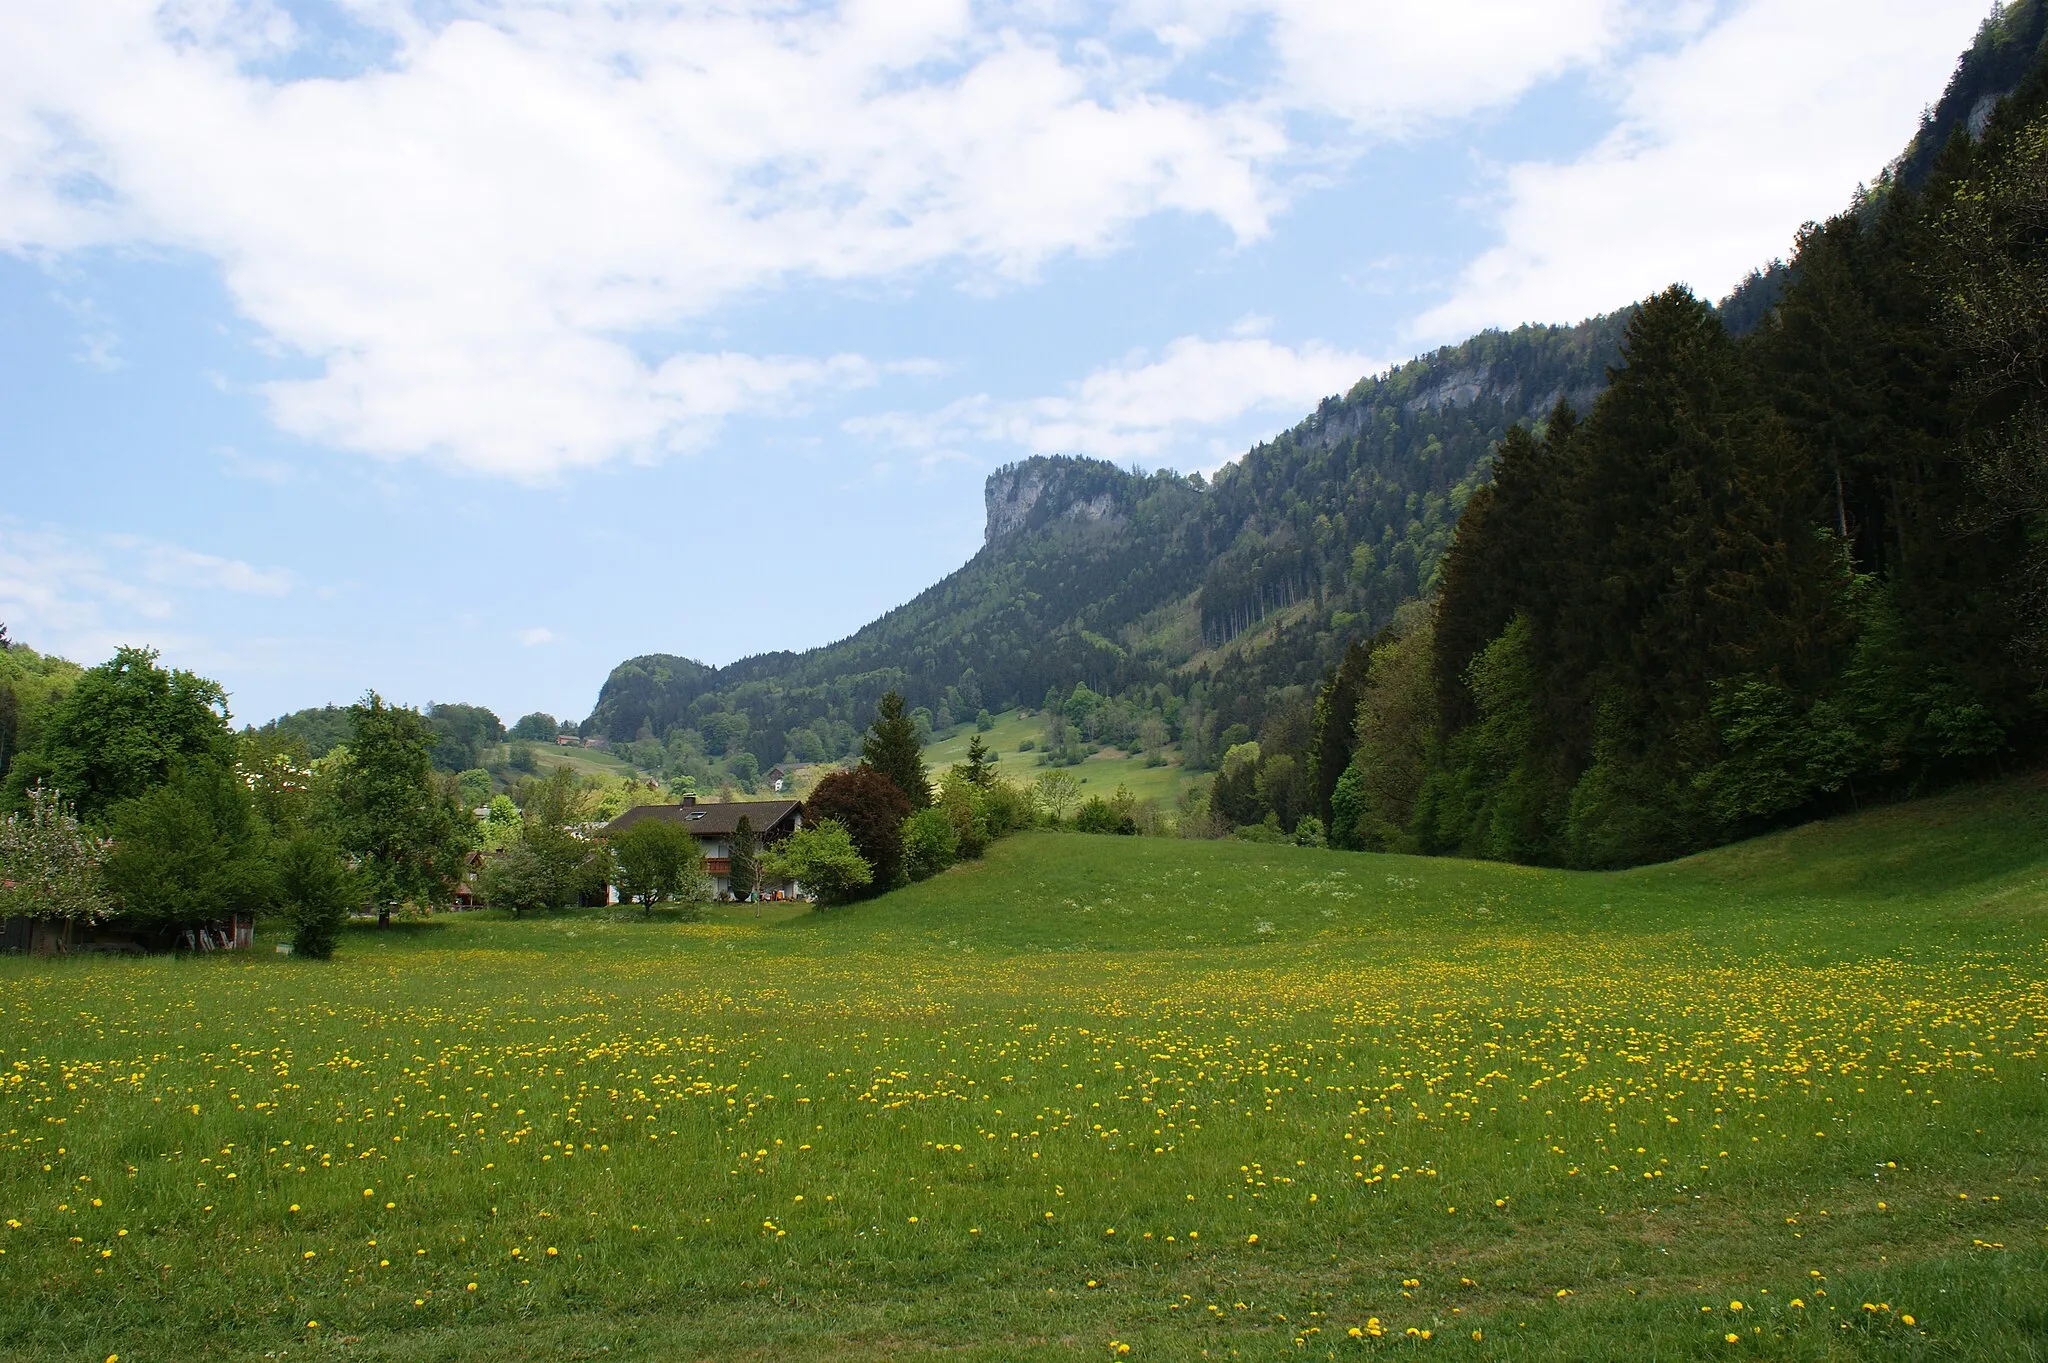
xmin=0 ymin=523 xmax=292 ymax=667
xmin=1116 ymin=0 xmax=1647 ymax=127
xmin=0 ymin=1 xmax=1674 ymax=481
xmin=3 ymin=1 xmax=1979 ymax=478
xmin=0 ymin=0 xmax=1288 ymax=478
xmin=850 ymin=330 xmax=1379 ymax=468
xmin=516 ymin=627 xmax=554 ymax=647
xmin=1415 ymin=0 xmax=1993 ymax=340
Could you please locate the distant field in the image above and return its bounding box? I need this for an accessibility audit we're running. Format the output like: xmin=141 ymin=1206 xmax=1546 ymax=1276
xmin=513 ymin=742 xmax=646 ymax=782
xmin=923 ymin=708 xmax=1194 ymax=807
xmin=4 ymin=782 xmax=2047 ymax=1359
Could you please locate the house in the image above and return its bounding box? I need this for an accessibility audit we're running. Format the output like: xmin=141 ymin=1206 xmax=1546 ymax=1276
xmin=603 ymin=794 xmax=804 ymax=900
xmin=452 ymin=850 xmax=486 ymax=910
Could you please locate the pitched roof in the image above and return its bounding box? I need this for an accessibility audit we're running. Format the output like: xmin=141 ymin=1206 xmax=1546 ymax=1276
xmin=605 ymin=799 xmax=801 ymax=838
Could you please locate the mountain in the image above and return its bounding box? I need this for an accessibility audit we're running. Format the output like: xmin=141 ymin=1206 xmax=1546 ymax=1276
xmin=586 ymin=1 xmax=2045 ymax=778
xmin=588 ymin=314 xmax=1627 ymax=765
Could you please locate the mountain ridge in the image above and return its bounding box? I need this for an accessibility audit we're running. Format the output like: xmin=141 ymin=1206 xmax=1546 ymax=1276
xmin=581 ymin=1 xmax=2039 ymax=774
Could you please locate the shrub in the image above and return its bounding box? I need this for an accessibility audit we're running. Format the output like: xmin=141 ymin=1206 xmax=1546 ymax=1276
xmin=980 ymin=777 xmax=1038 ymax=837
xmin=0 ymin=784 xmax=109 ymax=926
xmin=1072 ymin=794 xmax=1136 ymax=835
xmin=773 ymin=819 xmax=872 ymax=906
xmin=901 ymin=807 xmax=959 ymax=881
xmin=277 ymin=832 xmax=355 ymax=960
xmin=937 ymin=773 xmax=990 ymax=858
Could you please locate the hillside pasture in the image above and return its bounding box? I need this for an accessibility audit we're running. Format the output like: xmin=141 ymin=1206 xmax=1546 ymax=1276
xmin=923 ymin=709 xmax=1193 ymax=808
xmin=2 ymin=784 xmax=2046 ymax=1360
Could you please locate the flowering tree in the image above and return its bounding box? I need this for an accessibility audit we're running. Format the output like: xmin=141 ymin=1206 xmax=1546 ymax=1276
xmin=0 ymin=784 xmax=109 ymax=925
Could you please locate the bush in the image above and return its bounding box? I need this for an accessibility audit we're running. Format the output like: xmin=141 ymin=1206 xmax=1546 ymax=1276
xmin=0 ymin=784 xmax=109 ymax=927
xmin=901 ymin=807 xmax=959 ymax=881
xmin=773 ymin=819 xmax=872 ymax=906
xmin=277 ymin=832 xmax=355 ymax=960
xmin=980 ymin=777 xmax=1038 ymax=837
xmin=1071 ymin=794 xmax=1137 ymax=836
xmin=937 ymin=774 xmax=990 ymax=858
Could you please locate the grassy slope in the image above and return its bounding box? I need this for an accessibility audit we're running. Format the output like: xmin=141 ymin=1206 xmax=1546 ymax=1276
xmin=509 ymin=742 xmax=647 ymax=782
xmin=923 ymin=708 xmax=1194 ymax=807
xmin=2 ymin=782 xmax=2045 ymax=1361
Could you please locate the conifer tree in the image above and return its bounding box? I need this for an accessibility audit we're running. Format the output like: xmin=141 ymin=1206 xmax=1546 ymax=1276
xmin=729 ymin=815 xmax=759 ymax=901
xmin=953 ymin=734 xmax=996 ymax=788
xmin=861 ymin=691 xmax=931 ymax=809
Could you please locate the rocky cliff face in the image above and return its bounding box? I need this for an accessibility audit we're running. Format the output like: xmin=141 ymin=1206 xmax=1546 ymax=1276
xmin=983 ymin=457 xmax=1133 ymax=546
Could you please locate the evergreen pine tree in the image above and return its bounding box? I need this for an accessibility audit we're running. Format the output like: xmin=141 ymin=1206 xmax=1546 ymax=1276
xmin=954 ymin=734 xmax=996 ymax=788
xmin=729 ymin=815 xmax=758 ymax=901
xmin=861 ymin=691 xmax=932 ymax=808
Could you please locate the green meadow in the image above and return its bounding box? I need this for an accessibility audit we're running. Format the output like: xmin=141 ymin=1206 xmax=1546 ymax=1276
xmin=923 ymin=708 xmax=1194 ymax=807
xmin=4 ymin=781 xmax=2047 ymax=1361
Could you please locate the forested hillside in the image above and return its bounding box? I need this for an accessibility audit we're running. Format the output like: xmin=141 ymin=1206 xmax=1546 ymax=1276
xmin=1318 ymin=0 xmax=2048 ymax=867
xmin=586 ymin=1 xmax=2048 ymax=850
xmin=588 ymin=315 xmax=1627 ymax=776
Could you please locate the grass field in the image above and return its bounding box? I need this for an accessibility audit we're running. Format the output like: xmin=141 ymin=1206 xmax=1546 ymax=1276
xmin=923 ymin=709 xmax=1194 ymax=807
xmin=514 ymin=743 xmax=647 ymax=783
xmin=4 ymin=780 xmax=2047 ymax=1360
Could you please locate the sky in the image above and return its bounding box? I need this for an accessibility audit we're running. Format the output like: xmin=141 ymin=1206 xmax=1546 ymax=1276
xmin=0 ymin=0 xmax=1996 ymax=728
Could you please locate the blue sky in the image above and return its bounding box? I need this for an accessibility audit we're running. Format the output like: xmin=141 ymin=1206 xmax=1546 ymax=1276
xmin=0 ymin=0 xmax=1993 ymax=727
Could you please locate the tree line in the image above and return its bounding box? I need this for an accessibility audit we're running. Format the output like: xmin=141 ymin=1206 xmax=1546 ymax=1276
xmin=1283 ymin=57 xmax=2048 ymax=867
xmin=0 ymin=638 xmax=1109 ymax=954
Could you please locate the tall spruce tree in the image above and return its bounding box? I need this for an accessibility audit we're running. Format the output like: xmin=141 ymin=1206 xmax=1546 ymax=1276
xmin=861 ymin=691 xmax=931 ymax=809
xmin=1306 ymin=637 xmax=1373 ymax=831
xmin=953 ymin=734 xmax=996 ymax=789
xmin=729 ymin=815 xmax=759 ymax=901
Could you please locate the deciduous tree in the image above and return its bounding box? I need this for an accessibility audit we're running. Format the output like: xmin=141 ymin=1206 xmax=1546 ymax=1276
xmin=7 ymin=646 xmax=233 ymax=819
xmin=331 ymin=693 xmax=470 ymax=925
xmin=806 ymin=766 xmax=912 ymax=893
xmin=771 ymin=819 xmax=871 ymax=906
xmin=0 ymin=784 xmax=109 ymax=930
xmin=607 ymin=816 xmax=706 ymax=916
xmin=728 ymin=814 xmax=759 ymax=900
xmin=1033 ymin=769 xmax=1080 ymax=822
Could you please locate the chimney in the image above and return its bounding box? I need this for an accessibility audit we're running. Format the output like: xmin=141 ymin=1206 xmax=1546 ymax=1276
xmin=681 ymin=794 xmax=697 ymax=806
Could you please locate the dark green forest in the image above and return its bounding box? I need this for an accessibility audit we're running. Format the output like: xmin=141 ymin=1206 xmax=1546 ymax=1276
xmin=1318 ymin=1 xmax=2048 ymax=866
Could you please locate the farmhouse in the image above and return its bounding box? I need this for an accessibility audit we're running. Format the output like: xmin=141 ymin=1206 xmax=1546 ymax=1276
xmin=604 ymin=795 xmax=804 ymax=900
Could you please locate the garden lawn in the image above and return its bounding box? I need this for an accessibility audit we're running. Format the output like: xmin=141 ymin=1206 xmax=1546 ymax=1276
xmin=3 ymin=779 xmax=2047 ymax=1361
